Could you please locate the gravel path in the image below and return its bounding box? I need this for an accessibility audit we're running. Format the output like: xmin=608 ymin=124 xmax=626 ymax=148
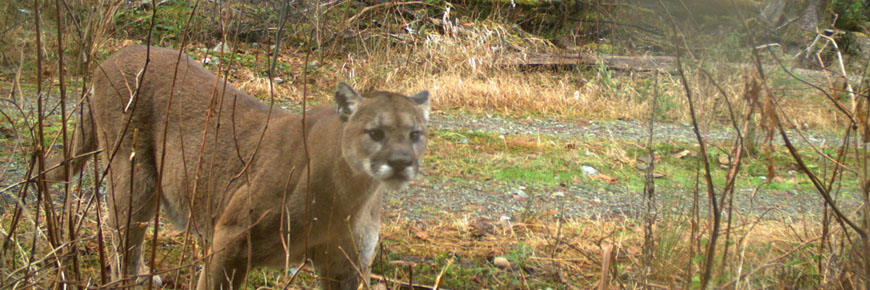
xmin=388 ymin=177 xmax=837 ymax=222
xmin=429 ymin=112 xmax=841 ymax=147
xmin=384 ymin=112 xmax=857 ymax=222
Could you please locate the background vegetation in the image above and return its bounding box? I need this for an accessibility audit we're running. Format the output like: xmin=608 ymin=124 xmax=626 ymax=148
xmin=1 ymin=0 xmax=869 ymax=289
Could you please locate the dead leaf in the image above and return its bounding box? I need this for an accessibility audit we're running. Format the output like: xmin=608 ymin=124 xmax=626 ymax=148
xmin=389 ymin=260 xmax=417 ymax=267
xmin=636 ymin=154 xmax=661 ymax=165
xmin=414 ymin=231 xmax=429 ymax=241
xmin=670 ymin=149 xmax=695 ymax=159
xmin=120 ymin=39 xmax=136 ymax=47
xmin=590 ymin=174 xmax=617 ymax=184
xmin=718 ymin=155 xmax=731 ymax=169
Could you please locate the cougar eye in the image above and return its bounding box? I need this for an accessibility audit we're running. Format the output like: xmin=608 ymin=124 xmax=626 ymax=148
xmin=409 ymin=131 xmax=422 ymax=141
xmin=366 ymin=129 xmax=385 ymax=141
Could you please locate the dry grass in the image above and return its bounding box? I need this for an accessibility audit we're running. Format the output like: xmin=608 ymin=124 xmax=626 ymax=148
xmin=0 ymin=202 xmax=832 ymax=289
xmin=2 ymin=1 xmax=869 ymax=289
xmin=296 ymin=22 xmax=850 ymax=133
xmin=373 ymin=213 xmax=831 ymax=289
xmin=55 ymin=16 xmax=851 ymax=132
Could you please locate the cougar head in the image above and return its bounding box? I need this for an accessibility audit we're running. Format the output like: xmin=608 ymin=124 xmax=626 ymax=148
xmin=335 ymin=82 xmax=430 ymax=190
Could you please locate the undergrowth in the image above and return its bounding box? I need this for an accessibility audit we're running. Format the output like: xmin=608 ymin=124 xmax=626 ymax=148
xmin=2 ymin=0 xmax=869 ymax=289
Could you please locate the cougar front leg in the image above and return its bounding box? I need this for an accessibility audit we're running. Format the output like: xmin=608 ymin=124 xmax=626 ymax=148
xmin=354 ymin=203 xmax=382 ymax=281
xmin=312 ymin=216 xmax=381 ymax=289
xmin=310 ymin=240 xmax=364 ymax=290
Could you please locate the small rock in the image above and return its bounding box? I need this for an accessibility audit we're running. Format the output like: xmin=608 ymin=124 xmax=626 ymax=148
xmin=581 ymin=165 xmax=598 ymax=175
xmin=469 ymin=218 xmax=495 ymax=238
xmin=499 ymin=215 xmax=512 ymax=226
xmin=201 ymin=56 xmax=219 ymax=65
xmin=272 ymin=77 xmax=284 ymax=84
xmin=458 ymin=138 xmax=468 ymax=145
xmin=513 ymin=188 xmax=528 ymax=198
xmin=493 ymin=256 xmax=511 ymax=269
xmin=551 ymin=191 xmax=565 ymax=198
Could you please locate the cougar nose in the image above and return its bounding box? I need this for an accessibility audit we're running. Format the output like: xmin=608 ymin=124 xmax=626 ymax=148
xmin=388 ymin=158 xmax=413 ymax=172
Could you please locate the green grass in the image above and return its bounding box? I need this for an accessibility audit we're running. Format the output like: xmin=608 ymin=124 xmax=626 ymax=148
xmin=113 ymin=1 xmax=203 ymax=46
xmin=425 ymin=127 xmax=860 ymax=196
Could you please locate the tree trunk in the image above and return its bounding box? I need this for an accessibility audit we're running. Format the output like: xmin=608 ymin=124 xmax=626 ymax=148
xmin=798 ymin=0 xmax=825 ymax=31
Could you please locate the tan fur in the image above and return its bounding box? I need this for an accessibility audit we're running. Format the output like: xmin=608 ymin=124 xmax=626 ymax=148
xmin=49 ymin=45 xmax=430 ymax=290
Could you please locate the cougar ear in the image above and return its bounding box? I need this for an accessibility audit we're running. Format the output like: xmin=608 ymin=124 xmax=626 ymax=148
xmin=335 ymin=82 xmax=362 ymax=121
xmin=409 ymin=90 xmax=430 ymax=123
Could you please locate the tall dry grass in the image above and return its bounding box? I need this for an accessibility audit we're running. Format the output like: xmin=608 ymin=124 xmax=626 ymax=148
xmin=1 ymin=0 xmax=869 ymax=289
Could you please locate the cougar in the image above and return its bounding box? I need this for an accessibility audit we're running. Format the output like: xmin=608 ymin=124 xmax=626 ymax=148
xmin=48 ymin=45 xmax=430 ymax=289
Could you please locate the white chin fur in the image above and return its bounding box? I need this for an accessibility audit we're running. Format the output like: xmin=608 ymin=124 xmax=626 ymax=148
xmin=368 ymin=162 xmax=417 ymax=191
xmin=402 ymin=167 xmax=416 ymax=179
xmin=374 ymin=164 xmax=392 ymax=179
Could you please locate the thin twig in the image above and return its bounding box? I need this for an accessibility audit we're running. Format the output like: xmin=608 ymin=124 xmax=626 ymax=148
xmin=673 ymin=31 xmax=719 ymax=290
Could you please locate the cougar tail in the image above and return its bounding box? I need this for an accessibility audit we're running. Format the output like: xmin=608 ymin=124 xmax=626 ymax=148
xmin=45 ymin=101 xmax=97 ymax=183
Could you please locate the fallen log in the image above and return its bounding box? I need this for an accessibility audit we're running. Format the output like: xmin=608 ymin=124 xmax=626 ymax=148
xmin=502 ymin=52 xmax=862 ymax=84
xmin=502 ymin=52 xmax=673 ymax=71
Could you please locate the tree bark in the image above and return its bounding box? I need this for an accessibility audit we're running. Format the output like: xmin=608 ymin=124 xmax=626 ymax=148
xmin=798 ymin=0 xmax=825 ymax=31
